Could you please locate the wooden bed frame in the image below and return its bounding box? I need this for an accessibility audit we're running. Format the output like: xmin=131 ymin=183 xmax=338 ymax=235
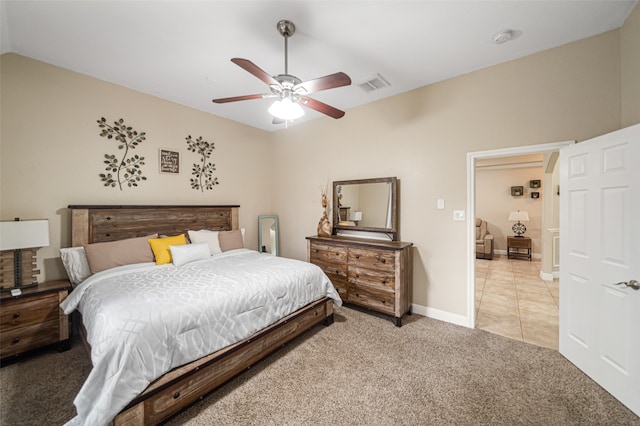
xmin=67 ymin=205 xmax=335 ymax=425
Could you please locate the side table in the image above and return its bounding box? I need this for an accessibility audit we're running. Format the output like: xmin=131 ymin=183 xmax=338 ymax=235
xmin=507 ymin=236 xmax=532 ymax=261
xmin=1 ymin=280 xmax=71 ymax=364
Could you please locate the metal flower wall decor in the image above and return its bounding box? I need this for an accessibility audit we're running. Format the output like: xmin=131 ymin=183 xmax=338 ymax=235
xmin=186 ymin=135 xmax=219 ymax=191
xmin=97 ymin=117 xmax=147 ymax=190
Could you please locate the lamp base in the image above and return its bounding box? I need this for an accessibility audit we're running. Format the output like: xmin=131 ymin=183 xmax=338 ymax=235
xmin=0 ymin=249 xmax=40 ymax=291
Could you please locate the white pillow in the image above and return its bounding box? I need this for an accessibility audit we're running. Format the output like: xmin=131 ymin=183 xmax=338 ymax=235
xmin=188 ymin=229 xmax=246 ymax=255
xmin=60 ymin=247 xmax=92 ymax=285
xmin=170 ymin=242 xmax=210 ymax=267
xmin=188 ymin=230 xmax=222 ymax=255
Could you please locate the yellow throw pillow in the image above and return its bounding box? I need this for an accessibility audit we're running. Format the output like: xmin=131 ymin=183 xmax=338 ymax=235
xmin=148 ymin=234 xmax=187 ymax=265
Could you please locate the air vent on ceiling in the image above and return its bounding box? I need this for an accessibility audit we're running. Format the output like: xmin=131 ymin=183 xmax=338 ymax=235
xmin=358 ymin=73 xmax=391 ymax=93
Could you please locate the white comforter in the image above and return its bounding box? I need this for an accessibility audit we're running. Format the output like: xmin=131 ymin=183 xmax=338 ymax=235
xmin=60 ymin=249 xmax=341 ymax=426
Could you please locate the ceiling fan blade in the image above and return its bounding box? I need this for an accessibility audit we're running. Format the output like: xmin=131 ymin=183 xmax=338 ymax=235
xmin=212 ymin=94 xmax=269 ymax=104
xmin=231 ymin=58 xmax=280 ymax=87
xmin=301 ymin=96 xmax=346 ymax=119
xmin=296 ymin=72 xmax=351 ymax=94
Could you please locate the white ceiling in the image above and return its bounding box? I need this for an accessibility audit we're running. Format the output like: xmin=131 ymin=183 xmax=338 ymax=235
xmin=1 ymin=1 xmax=637 ymax=131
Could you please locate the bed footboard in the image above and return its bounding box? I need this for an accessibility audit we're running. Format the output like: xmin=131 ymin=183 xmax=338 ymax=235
xmin=113 ymin=297 xmax=334 ymax=426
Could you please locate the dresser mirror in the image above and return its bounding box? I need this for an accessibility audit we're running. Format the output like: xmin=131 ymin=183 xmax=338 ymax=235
xmin=332 ymin=177 xmax=398 ymax=240
xmin=258 ymin=215 xmax=279 ymax=256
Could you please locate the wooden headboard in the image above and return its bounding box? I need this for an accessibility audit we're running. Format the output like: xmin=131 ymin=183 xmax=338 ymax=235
xmin=68 ymin=205 xmax=239 ymax=246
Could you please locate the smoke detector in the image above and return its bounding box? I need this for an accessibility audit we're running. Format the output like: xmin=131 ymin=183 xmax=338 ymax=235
xmin=493 ymin=30 xmax=513 ymax=45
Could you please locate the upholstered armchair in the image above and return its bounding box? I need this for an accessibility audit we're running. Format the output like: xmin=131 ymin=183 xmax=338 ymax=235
xmin=475 ymin=218 xmax=494 ymax=260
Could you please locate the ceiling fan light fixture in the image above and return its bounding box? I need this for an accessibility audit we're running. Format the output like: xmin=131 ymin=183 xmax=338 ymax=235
xmin=268 ymin=97 xmax=305 ymax=120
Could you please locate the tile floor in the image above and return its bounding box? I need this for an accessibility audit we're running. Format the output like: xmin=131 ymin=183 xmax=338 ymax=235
xmin=475 ymin=256 xmax=559 ymax=350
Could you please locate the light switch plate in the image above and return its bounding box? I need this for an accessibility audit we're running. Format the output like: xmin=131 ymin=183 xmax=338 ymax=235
xmin=437 ymin=199 xmax=445 ymax=210
xmin=453 ymin=210 xmax=465 ymax=221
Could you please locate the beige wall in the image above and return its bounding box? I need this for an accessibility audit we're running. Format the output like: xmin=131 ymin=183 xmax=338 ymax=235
xmin=622 ymin=2 xmax=640 ymax=127
xmin=2 ymin=5 xmax=638 ymax=323
xmin=476 ymin=163 xmax=544 ymax=255
xmin=271 ymin=29 xmax=623 ymax=319
xmin=0 ymin=54 xmax=272 ymax=281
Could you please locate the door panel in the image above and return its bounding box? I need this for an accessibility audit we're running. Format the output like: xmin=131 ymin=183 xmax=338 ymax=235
xmin=560 ymin=123 xmax=639 ymax=416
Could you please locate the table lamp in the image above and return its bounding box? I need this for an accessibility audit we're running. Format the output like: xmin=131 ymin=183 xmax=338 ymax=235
xmin=508 ymin=210 xmax=529 ymax=237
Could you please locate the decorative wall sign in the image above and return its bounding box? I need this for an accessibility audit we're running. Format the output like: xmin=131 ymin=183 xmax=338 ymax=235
xmin=511 ymin=186 xmax=524 ymax=196
xmin=97 ymin=117 xmax=147 ymax=190
xmin=531 ymin=191 xmax=540 ymax=199
xmin=186 ymin=135 xmax=219 ymax=191
xmin=530 ymin=179 xmax=541 ymax=188
xmin=159 ymin=149 xmax=180 ymax=174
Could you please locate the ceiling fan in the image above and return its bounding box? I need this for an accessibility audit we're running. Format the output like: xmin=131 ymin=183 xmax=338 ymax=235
xmin=212 ymin=20 xmax=351 ymax=123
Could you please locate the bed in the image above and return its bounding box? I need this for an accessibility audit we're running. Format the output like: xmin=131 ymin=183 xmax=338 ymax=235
xmin=61 ymin=205 xmax=340 ymax=426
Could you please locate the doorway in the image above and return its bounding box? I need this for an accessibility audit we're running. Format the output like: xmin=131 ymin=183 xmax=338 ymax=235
xmin=467 ymin=141 xmax=575 ymax=342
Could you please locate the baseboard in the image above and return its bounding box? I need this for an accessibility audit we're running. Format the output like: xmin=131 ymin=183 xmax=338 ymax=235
xmin=540 ymin=270 xmax=559 ymax=281
xmin=411 ymin=303 xmax=471 ymax=328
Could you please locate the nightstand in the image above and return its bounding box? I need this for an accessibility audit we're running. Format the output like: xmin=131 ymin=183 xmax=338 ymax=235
xmin=507 ymin=236 xmax=532 ymax=261
xmin=1 ymin=280 xmax=71 ymax=364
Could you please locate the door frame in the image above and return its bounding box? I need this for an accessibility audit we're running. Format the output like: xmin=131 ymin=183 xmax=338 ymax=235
xmin=466 ymin=141 xmax=574 ymax=328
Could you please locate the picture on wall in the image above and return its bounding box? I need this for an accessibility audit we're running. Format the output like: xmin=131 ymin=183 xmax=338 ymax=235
xmin=531 ymin=191 xmax=540 ymax=199
xmin=159 ymin=149 xmax=180 ymax=174
xmin=530 ymin=179 xmax=541 ymax=188
xmin=511 ymin=186 xmax=524 ymax=196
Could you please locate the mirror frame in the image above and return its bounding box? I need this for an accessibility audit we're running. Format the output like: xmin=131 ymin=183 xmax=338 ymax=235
xmin=332 ymin=176 xmax=398 ymax=240
xmin=258 ymin=215 xmax=279 ymax=256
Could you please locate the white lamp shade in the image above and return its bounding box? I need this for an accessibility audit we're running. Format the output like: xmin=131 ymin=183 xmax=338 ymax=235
xmin=508 ymin=210 xmax=529 ymax=222
xmin=0 ymin=219 xmax=50 ymax=250
xmin=349 ymin=211 xmax=363 ymax=221
xmin=268 ymin=98 xmax=305 ymax=120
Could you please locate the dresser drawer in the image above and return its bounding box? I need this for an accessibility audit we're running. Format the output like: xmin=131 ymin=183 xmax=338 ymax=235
xmin=348 ymin=266 xmax=395 ymax=290
xmin=309 ymin=244 xmax=347 ymax=275
xmin=347 ymin=284 xmax=395 ymax=315
xmin=0 ymin=293 xmax=58 ymax=332
xmin=348 ymin=248 xmax=395 ymax=272
xmin=0 ymin=319 xmax=59 ymax=358
xmin=310 ymin=243 xmax=347 ymax=264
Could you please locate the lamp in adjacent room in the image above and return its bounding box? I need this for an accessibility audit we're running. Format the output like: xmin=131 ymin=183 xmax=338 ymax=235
xmin=349 ymin=211 xmax=363 ymax=225
xmin=508 ymin=210 xmax=529 ymax=237
xmin=0 ymin=218 xmax=50 ymax=290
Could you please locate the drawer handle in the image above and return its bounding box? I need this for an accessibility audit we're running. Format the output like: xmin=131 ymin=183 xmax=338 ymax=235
xmin=380 ymin=258 xmax=386 ymax=264
xmin=106 ymin=216 xmax=112 ymax=221
xmin=355 ymin=254 xmax=360 ymax=259
xmin=355 ymin=274 xmax=359 ymax=279
xmin=12 ymin=312 xmax=20 ymax=319
xmin=335 ymin=270 xmax=340 ymax=274
xmin=12 ymin=337 xmax=20 ymax=345
xmin=106 ymin=233 xmax=111 ymax=237
xmin=335 ymin=252 xmax=340 ymax=256
xmin=173 ymin=391 xmax=181 ymax=399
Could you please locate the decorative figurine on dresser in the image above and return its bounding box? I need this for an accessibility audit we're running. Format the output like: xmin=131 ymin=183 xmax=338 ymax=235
xmin=307 ymin=177 xmax=413 ymax=326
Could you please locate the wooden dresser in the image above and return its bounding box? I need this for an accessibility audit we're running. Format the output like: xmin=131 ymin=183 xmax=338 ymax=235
xmin=307 ymin=235 xmax=413 ymax=326
xmin=1 ymin=280 xmax=71 ymax=364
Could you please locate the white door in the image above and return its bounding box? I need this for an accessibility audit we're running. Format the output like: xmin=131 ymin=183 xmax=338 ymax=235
xmin=559 ymin=124 xmax=640 ymax=416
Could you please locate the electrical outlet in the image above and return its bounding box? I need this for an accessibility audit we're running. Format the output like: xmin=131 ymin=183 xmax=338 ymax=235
xmin=453 ymin=210 xmax=465 ymax=221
